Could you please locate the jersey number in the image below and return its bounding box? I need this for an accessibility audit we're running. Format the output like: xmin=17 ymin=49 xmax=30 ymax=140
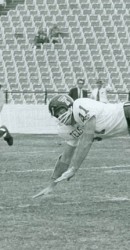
xmin=79 ymin=105 xmax=90 ymax=122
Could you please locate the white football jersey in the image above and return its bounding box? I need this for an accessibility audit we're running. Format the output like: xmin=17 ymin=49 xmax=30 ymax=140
xmin=58 ymin=98 xmax=128 ymax=146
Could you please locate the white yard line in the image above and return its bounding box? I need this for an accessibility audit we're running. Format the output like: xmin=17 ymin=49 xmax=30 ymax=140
xmin=0 ymin=169 xmax=53 ymax=174
xmin=105 ymin=169 xmax=130 ymax=173
xmin=104 ymin=196 xmax=130 ymax=201
xmin=0 ymin=164 xmax=130 ymax=174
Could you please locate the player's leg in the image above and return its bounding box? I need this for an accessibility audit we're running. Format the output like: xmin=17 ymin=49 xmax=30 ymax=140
xmin=123 ymin=103 xmax=130 ymax=134
xmin=0 ymin=125 xmax=13 ymax=146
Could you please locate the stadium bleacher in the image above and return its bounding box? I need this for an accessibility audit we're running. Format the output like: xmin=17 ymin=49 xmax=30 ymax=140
xmin=1 ymin=0 xmax=130 ymax=103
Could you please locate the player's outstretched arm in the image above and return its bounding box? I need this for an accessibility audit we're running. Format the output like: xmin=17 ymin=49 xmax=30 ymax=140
xmin=55 ymin=116 xmax=96 ymax=183
xmin=51 ymin=143 xmax=77 ymax=180
xmin=32 ymin=143 xmax=76 ymax=198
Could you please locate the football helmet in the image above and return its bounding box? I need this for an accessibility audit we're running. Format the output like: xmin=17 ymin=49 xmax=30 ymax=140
xmin=49 ymin=94 xmax=73 ymax=118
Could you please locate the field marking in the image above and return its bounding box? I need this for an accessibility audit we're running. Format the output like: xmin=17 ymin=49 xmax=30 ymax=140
xmin=0 ymin=197 xmax=129 ymax=211
xmin=18 ymin=204 xmax=32 ymax=208
xmin=98 ymin=164 xmax=130 ymax=169
xmin=0 ymin=169 xmax=53 ymax=174
xmin=53 ymin=201 xmax=83 ymax=205
xmin=15 ymin=198 xmax=130 ymax=208
xmin=104 ymin=196 xmax=130 ymax=201
xmin=0 ymin=164 xmax=130 ymax=174
xmin=50 ymin=197 xmax=130 ymax=205
xmin=105 ymin=169 xmax=130 ymax=174
xmin=1 ymin=196 xmax=130 ymax=210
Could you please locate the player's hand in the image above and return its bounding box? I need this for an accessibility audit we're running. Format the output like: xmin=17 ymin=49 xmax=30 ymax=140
xmin=54 ymin=167 xmax=76 ymax=183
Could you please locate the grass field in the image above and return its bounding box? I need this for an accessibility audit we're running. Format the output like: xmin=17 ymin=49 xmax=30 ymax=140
xmin=0 ymin=134 xmax=130 ymax=250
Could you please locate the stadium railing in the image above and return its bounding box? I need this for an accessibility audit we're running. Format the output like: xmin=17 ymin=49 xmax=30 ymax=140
xmin=4 ymin=89 xmax=130 ymax=104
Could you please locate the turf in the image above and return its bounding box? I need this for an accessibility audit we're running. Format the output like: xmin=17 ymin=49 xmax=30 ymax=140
xmin=0 ymin=134 xmax=130 ymax=250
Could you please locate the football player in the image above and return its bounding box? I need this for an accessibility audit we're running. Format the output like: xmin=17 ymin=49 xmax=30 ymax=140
xmin=33 ymin=94 xmax=130 ymax=198
xmin=0 ymin=125 xmax=13 ymax=146
xmin=0 ymin=85 xmax=13 ymax=146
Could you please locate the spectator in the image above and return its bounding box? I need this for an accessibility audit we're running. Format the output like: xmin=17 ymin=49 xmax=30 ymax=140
xmin=0 ymin=0 xmax=6 ymax=9
xmin=90 ymin=79 xmax=113 ymax=103
xmin=34 ymin=27 xmax=49 ymax=49
xmin=0 ymin=84 xmax=4 ymax=109
xmin=49 ymin=24 xmax=68 ymax=44
xmin=68 ymin=78 xmax=88 ymax=100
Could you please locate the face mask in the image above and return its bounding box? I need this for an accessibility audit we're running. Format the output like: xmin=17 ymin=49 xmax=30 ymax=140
xmin=58 ymin=108 xmax=72 ymax=125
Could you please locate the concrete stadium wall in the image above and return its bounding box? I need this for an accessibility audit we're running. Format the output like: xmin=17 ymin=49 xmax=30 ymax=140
xmin=1 ymin=104 xmax=58 ymax=134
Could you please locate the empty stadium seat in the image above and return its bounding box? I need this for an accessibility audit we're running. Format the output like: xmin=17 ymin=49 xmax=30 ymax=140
xmin=1 ymin=0 xmax=130 ymax=103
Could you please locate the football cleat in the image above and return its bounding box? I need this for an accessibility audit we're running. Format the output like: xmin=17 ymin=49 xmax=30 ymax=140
xmin=0 ymin=126 xmax=13 ymax=146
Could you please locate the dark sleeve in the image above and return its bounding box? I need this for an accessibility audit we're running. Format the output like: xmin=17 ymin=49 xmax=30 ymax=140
xmin=83 ymin=90 xmax=88 ymax=97
xmin=68 ymin=88 xmax=73 ymax=98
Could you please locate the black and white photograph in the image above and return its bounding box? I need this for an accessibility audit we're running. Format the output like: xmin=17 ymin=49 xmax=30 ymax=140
xmin=0 ymin=0 xmax=130 ymax=249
